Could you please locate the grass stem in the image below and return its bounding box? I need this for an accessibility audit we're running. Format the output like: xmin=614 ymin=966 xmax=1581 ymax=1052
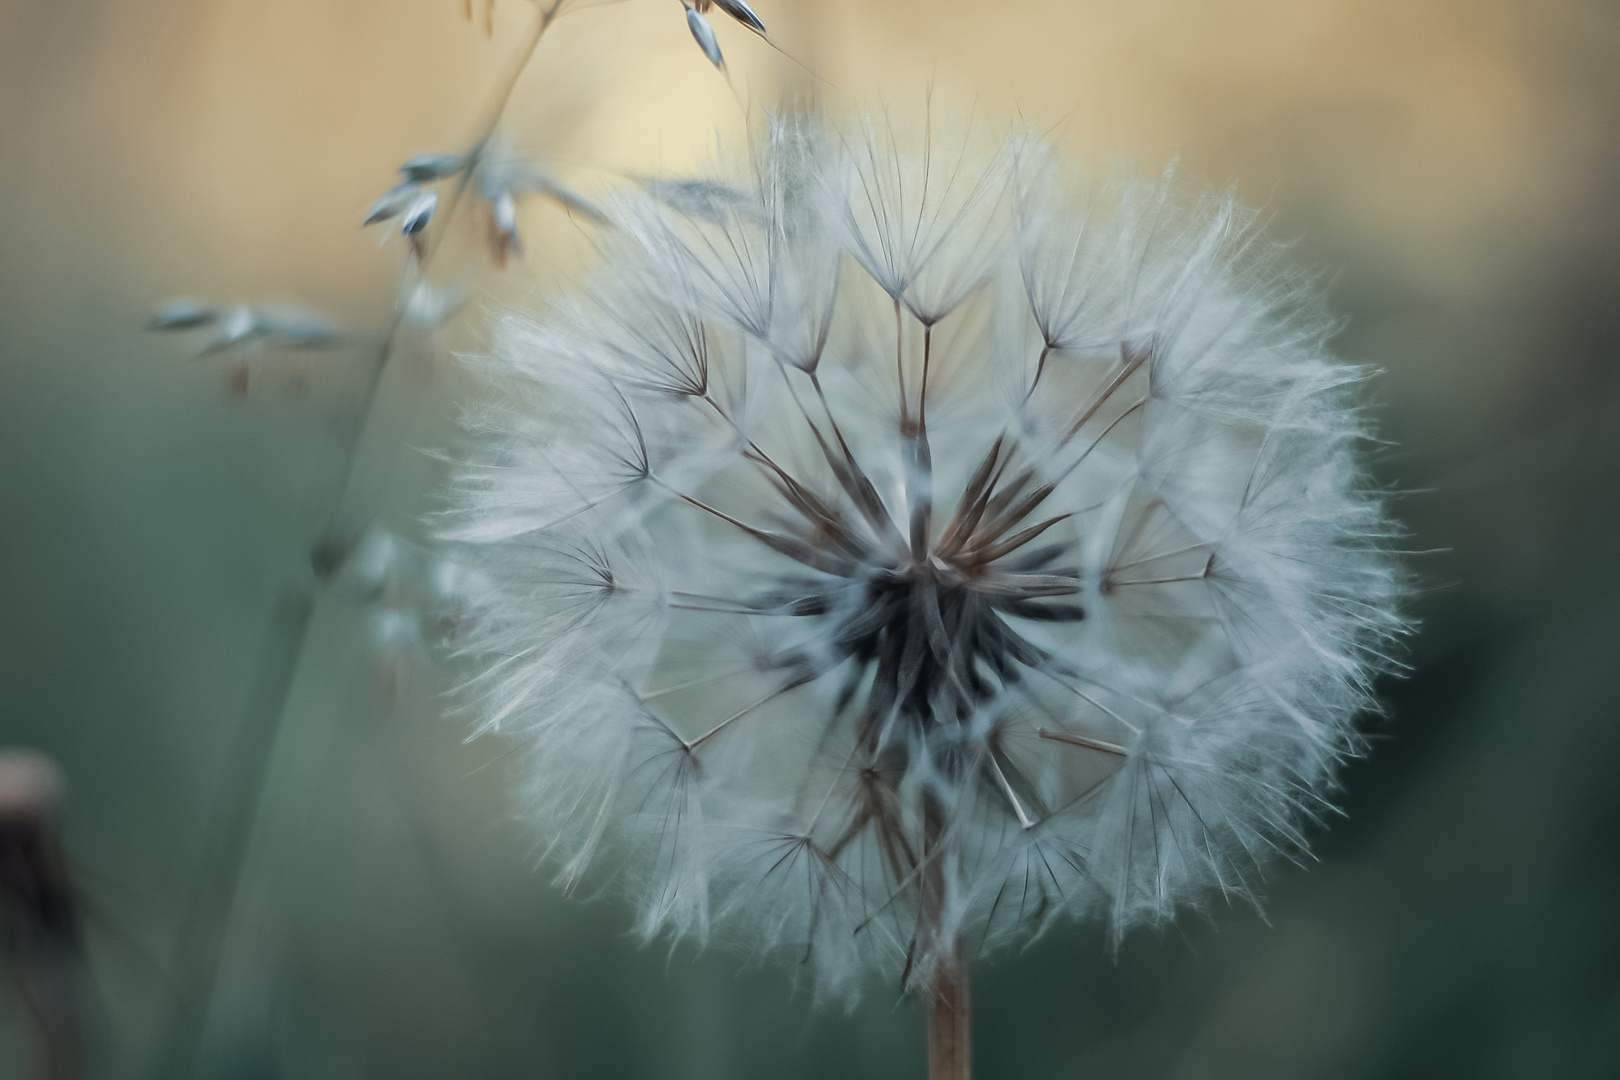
xmin=143 ymin=7 xmax=566 ymax=1075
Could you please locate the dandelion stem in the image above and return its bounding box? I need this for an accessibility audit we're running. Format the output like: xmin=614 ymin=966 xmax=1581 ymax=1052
xmin=928 ymin=945 xmax=972 ymax=1080
xmin=923 ymin=794 xmax=971 ymax=1080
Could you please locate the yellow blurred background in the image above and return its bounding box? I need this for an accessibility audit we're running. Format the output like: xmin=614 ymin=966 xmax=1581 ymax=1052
xmin=1 ymin=1 xmax=1616 ymax=1077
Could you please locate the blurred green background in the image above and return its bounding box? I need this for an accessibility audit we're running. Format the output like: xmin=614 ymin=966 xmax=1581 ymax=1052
xmin=1 ymin=0 xmax=1617 ymax=1076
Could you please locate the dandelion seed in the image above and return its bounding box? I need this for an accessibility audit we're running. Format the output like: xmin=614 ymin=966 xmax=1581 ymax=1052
xmin=447 ymin=116 xmax=1406 ymax=1067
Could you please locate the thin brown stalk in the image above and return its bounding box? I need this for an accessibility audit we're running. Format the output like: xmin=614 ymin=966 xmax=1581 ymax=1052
xmin=923 ymin=793 xmax=971 ymax=1080
xmin=929 ymin=945 xmax=972 ymax=1080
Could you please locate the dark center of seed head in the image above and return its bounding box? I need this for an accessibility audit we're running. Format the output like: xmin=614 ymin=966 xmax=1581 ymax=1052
xmin=792 ymin=510 xmax=1084 ymax=749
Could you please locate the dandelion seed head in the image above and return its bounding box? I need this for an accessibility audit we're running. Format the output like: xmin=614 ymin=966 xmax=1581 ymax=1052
xmin=446 ymin=115 xmax=1406 ymax=1001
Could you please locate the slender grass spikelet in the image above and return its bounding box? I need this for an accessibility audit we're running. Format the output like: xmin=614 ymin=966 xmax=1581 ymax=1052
xmin=446 ymin=115 xmax=1405 ymax=1072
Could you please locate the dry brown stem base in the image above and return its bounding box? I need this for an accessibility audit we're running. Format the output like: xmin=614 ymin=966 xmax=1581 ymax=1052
xmin=928 ymin=948 xmax=971 ymax=1080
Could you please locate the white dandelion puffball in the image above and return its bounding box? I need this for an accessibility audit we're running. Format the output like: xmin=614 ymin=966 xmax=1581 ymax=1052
xmin=448 ymin=118 xmax=1404 ymax=1000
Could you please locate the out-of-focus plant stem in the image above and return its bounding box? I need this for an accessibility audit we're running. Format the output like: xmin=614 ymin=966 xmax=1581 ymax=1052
xmin=144 ymin=6 xmax=566 ymax=1077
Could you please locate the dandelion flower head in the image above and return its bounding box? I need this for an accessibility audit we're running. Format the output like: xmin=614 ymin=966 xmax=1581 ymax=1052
xmin=448 ymin=116 xmax=1404 ymax=1000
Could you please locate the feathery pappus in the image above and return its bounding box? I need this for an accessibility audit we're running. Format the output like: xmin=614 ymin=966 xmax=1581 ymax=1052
xmin=444 ymin=115 xmax=1406 ymax=1004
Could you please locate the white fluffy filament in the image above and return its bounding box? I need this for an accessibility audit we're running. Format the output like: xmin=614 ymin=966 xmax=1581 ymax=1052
xmin=445 ymin=116 xmax=1405 ymax=1003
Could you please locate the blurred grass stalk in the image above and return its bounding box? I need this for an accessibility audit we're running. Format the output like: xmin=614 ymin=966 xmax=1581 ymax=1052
xmin=143 ymin=4 xmax=571 ymax=1077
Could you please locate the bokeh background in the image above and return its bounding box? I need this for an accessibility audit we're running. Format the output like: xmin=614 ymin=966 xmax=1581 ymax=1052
xmin=2 ymin=0 xmax=1618 ymax=1076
